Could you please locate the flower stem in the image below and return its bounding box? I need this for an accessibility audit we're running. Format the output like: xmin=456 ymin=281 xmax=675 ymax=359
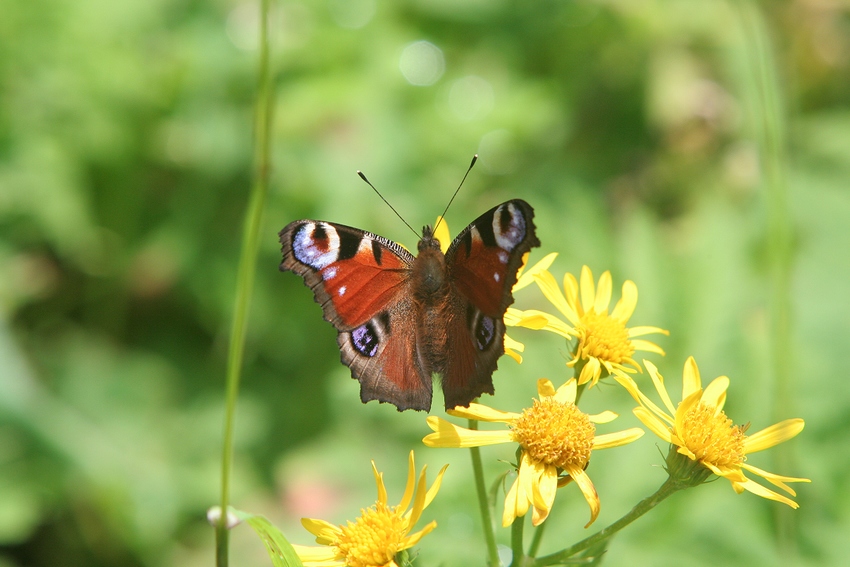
xmin=509 ymin=516 xmax=526 ymax=567
xmin=570 ymin=346 xmax=587 ymax=405
xmin=532 ymin=477 xmax=685 ymax=565
xmin=733 ymin=0 xmax=798 ymax=554
xmin=216 ymin=0 xmax=272 ymax=565
xmin=528 ymin=519 xmax=547 ymax=558
xmin=469 ymin=420 xmax=500 ymax=567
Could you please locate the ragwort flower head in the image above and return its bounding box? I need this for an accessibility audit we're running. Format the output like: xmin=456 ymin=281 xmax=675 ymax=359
xmin=293 ymin=451 xmax=448 ymax=567
xmin=423 ymin=378 xmax=643 ymax=527
xmin=616 ymin=357 xmax=810 ymax=508
xmin=507 ymin=265 xmax=668 ymax=387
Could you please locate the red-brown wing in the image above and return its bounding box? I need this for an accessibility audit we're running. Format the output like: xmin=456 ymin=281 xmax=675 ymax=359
xmin=440 ymin=200 xmax=540 ymax=409
xmin=280 ymin=220 xmax=414 ymax=329
xmin=280 ymin=220 xmax=433 ymax=411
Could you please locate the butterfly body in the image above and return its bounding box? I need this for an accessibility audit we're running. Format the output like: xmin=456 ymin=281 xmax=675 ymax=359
xmin=280 ymin=199 xmax=539 ymax=412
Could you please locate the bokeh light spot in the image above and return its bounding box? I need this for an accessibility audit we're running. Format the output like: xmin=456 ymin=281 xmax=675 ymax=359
xmin=399 ymin=40 xmax=445 ymax=86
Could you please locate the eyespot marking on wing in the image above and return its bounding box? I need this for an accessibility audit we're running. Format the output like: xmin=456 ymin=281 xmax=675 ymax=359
xmin=493 ymin=202 xmax=527 ymax=251
xmin=351 ymin=322 xmax=379 ymax=357
xmin=475 ymin=315 xmax=496 ymax=351
xmin=292 ymin=222 xmax=340 ymax=270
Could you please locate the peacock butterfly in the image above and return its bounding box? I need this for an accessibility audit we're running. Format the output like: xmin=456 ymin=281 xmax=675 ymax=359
xmin=279 ymin=199 xmax=539 ymax=412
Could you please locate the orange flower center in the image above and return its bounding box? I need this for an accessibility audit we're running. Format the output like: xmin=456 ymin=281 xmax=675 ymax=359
xmin=511 ymin=398 xmax=595 ymax=470
xmin=335 ymin=502 xmax=405 ymax=567
xmin=576 ymin=310 xmax=634 ymax=364
xmin=678 ymin=402 xmax=745 ymax=468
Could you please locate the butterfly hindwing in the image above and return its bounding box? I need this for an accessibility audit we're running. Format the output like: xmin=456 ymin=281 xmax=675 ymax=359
xmin=280 ymin=220 xmax=433 ymax=411
xmin=441 ymin=199 xmax=540 ymax=409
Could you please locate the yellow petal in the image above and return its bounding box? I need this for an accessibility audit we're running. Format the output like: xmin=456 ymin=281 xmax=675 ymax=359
xmin=615 ymin=371 xmax=674 ymax=425
xmin=578 ymin=356 xmax=601 ymax=386
xmin=503 ymin=331 xmax=525 ymax=353
xmin=300 ymin=518 xmax=341 ymax=542
xmin=537 ymin=378 xmax=556 ymax=399
xmin=531 ymin=464 xmax=558 ymax=526
xmin=505 ymin=347 xmax=523 ymax=364
xmin=504 ymin=308 xmax=574 ymax=338
xmin=628 ymin=325 xmax=669 ymax=338
xmin=402 ymin=520 xmax=438 ymax=548
xmin=630 ymin=339 xmax=666 ymax=356
xmin=740 ymin=462 xmax=810 ymax=494
xmin=566 ymin=463 xmax=600 ymax=528
xmin=423 ymin=416 xmax=514 ymax=448
xmin=563 ymin=272 xmax=580 ymax=315
xmin=502 ymin=475 xmax=522 ymax=527
xmin=291 ymin=544 xmax=343 ymax=564
xmin=406 ymin=464 xmax=430 ymax=527
xmin=579 ymin=266 xmax=596 ymax=314
xmin=447 ymin=403 xmax=520 ymax=423
xmin=588 ymin=410 xmax=618 ymax=424
xmin=433 ymin=217 xmax=450 ymax=254
xmin=674 ymin=390 xmax=704 ymax=436
xmin=423 ymin=464 xmax=450 ymax=509
xmin=733 ymin=477 xmax=800 ymax=509
xmin=743 ymin=418 xmax=805 ymax=454
xmin=514 ymin=252 xmax=558 ymax=291
xmin=611 ymin=280 xmax=637 ymax=321
xmin=682 ymin=356 xmax=701 ymax=399
xmin=554 ymin=378 xmax=577 ymax=404
xmin=502 ymin=454 xmax=533 ymax=526
xmin=534 ymin=271 xmax=579 ymax=324
xmin=633 ymin=407 xmax=673 ymax=443
xmin=398 ymin=451 xmax=416 ymax=512
xmin=372 ymin=461 xmax=388 ymax=506
xmin=594 ymin=270 xmax=613 ymax=314
xmin=701 ymin=376 xmax=729 ymax=409
xmin=593 ymin=427 xmax=644 ymax=449
xmin=643 ymin=359 xmax=677 ymax=417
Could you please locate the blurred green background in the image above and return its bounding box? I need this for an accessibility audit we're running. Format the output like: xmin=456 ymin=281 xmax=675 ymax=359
xmin=1 ymin=0 xmax=847 ymax=565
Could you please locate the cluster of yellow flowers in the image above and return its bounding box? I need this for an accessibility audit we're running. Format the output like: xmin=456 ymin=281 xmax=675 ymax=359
xmin=291 ymin=255 xmax=808 ymax=567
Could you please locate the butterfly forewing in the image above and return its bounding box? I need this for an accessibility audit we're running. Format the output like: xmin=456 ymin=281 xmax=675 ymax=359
xmin=280 ymin=221 xmax=414 ymax=328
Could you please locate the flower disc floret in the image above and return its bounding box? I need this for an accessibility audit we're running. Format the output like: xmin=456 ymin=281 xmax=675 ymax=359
xmin=576 ymin=310 xmax=635 ymax=365
xmin=512 ymin=398 xmax=595 ymax=470
xmin=337 ymin=503 xmax=405 ymax=567
xmin=677 ymin=402 xmax=744 ymax=469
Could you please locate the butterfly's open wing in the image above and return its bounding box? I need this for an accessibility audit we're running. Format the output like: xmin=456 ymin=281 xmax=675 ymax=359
xmin=280 ymin=221 xmax=433 ymax=411
xmin=441 ymin=200 xmax=540 ymax=409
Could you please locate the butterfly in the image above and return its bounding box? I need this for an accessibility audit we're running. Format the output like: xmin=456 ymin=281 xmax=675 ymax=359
xmin=279 ymin=199 xmax=539 ymax=412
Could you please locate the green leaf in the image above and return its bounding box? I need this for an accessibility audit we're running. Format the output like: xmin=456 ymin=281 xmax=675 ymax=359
xmin=234 ymin=509 xmax=305 ymax=567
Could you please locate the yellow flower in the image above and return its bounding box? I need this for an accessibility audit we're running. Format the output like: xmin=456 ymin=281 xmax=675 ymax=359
xmin=292 ymin=451 xmax=448 ymax=567
xmin=616 ymin=357 xmax=810 ymax=508
xmin=507 ymin=265 xmax=668 ymax=388
xmin=423 ymin=378 xmax=644 ymax=527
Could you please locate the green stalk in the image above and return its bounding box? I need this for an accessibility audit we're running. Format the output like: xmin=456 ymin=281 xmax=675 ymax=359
xmin=533 ymin=477 xmax=684 ymax=566
xmin=469 ymin=420 xmax=500 ymax=567
xmin=527 ymin=518 xmax=546 ymax=558
xmin=509 ymin=515 xmax=526 ymax=567
xmin=216 ymin=0 xmax=273 ymax=565
xmin=733 ymin=0 xmax=796 ymax=554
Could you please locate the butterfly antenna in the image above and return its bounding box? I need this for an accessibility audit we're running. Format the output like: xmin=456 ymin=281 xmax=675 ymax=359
xmin=433 ymin=154 xmax=478 ymax=234
xmin=357 ymin=170 xmax=420 ymax=238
